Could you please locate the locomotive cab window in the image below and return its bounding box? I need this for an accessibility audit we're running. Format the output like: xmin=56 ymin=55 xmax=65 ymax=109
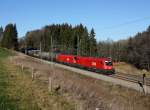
xmin=74 ymin=56 xmax=78 ymax=60
xmin=105 ymin=61 xmax=112 ymax=66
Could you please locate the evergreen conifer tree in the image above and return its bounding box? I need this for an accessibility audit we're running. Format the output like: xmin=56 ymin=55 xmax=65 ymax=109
xmin=1 ymin=23 xmax=18 ymax=50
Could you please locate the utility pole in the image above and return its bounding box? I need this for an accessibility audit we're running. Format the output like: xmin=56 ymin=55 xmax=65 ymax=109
xmin=90 ymin=39 xmax=91 ymax=57
xmin=77 ymin=35 xmax=79 ymax=56
xmin=51 ymin=35 xmax=53 ymax=62
xmin=50 ymin=35 xmax=55 ymax=76
xmin=118 ymin=42 xmax=120 ymax=62
xmin=48 ymin=35 xmax=54 ymax=92
xmin=40 ymin=41 xmax=42 ymax=59
xmin=25 ymin=41 xmax=27 ymax=54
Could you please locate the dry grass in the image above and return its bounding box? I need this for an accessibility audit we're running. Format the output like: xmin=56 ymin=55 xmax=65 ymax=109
xmin=0 ymin=49 xmax=76 ymax=110
xmin=10 ymin=52 xmax=150 ymax=110
xmin=114 ymin=62 xmax=150 ymax=77
xmin=7 ymin=62 xmax=77 ymax=110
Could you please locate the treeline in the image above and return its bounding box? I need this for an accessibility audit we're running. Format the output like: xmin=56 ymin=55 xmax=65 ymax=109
xmin=0 ymin=23 xmax=150 ymax=70
xmin=97 ymin=39 xmax=127 ymax=62
xmin=20 ymin=23 xmax=150 ymax=70
xmin=126 ymin=27 xmax=150 ymax=70
xmin=0 ymin=24 xmax=18 ymax=50
xmin=20 ymin=23 xmax=97 ymax=56
xmin=97 ymin=27 xmax=150 ymax=70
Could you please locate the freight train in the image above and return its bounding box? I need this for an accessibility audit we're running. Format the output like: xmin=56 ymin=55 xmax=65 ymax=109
xmin=25 ymin=49 xmax=115 ymax=74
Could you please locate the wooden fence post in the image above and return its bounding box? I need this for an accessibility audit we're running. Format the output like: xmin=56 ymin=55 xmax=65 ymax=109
xmin=48 ymin=77 xmax=52 ymax=92
xmin=142 ymin=73 xmax=147 ymax=95
xmin=96 ymin=108 xmax=100 ymax=110
xmin=32 ymin=68 xmax=34 ymax=80
xmin=21 ymin=65 xmax=24 ymax=71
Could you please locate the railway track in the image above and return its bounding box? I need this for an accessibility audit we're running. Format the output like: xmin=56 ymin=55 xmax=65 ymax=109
xmin=27 ymin=53 xmax=150 ymax=88
xmin=23 ymin=53 xmax=150 ymax=93
xmin=111 ymin=72 xmax=150 ymax=86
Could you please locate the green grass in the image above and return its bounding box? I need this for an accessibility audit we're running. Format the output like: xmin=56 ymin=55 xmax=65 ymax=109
xmin=0 ymin=48 xmax=40 ymax=110
xmin=0 ymin=64 xmax=41 ymax=110
xmin=0 ymin=48 xmax=76 ymax=110
xmin=0 ymin=49 xmax=18 ymax=109
xmin=0 ymin=47 xmax=14 ymax=59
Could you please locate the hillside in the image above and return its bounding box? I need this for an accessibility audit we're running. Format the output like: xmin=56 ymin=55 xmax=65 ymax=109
xmin=0 ymin=48 xmax=76 ymax=110
xmin=1 ymin=48 xmax=150 ymax=110
xmin=10 ymin=49 xmax=150 ymax=110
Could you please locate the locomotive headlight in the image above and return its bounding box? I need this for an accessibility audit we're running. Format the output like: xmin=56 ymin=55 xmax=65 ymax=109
xmin=105 ymin=61 xmax=112 ymax=66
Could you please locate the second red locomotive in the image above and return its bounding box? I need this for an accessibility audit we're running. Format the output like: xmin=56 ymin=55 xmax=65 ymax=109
xmin=56 ymin=54 xmax=115 ymax=74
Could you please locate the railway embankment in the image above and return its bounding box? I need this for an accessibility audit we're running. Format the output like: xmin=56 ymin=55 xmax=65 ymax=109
xmin=11 ymin=52 xmax=150 ymax=110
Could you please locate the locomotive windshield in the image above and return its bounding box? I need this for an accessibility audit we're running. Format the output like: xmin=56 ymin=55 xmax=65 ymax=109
xmin=105 ymin=61 xmax=113 ymax=66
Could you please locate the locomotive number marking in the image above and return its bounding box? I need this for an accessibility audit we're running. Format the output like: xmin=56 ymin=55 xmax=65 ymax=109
xmin=92 ymin=62 xmax=96 ymax=66
xmin=67 ymin=58 xmax=70 ymax=61
xmin=73 ymin=60 xmax=76 ymax=63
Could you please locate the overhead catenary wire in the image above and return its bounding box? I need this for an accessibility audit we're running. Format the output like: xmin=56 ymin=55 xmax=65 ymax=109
xmin=100 ymin=16 xmax=150 ymax=30
xmin=97 ymin=16 xmax=150 ymax=41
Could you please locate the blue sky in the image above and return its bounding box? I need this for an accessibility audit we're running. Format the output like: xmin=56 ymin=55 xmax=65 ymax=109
xmin=1 ymin=0 xmax=150 ymax=41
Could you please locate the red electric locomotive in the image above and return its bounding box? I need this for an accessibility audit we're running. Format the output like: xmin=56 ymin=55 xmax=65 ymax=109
xmin=56 ymin=54 xmax=115 ymax=74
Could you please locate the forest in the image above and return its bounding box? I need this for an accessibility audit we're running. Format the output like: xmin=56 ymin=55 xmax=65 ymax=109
xmin=19 ymin=23 xmax=97 ymax=57
xmin=0 ymin=23 xmax=150 ymax=70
